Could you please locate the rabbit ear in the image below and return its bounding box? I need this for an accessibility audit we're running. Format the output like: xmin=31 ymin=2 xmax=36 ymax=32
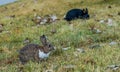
xmin=85 ymin=8 xmax=88 ymax=13
xmin=83 ymin=8 xmax=86 ymax=13
xmin=40 ymin=35 xmax=47 ymax=46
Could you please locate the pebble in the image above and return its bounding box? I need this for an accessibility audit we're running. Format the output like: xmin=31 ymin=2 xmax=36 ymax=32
xmin=107 ymin=18 xmax=113 ymax=26
xmin=109 ymin=41 xmax=117 ymax=45
xmin=50 ymin=15 xmax=58 ymax=22
xmin=62 ymin=47 xmax=71 ymax=51
xmin=89 ymin=44 xmax=101 ymax=49
xmin=96 ymin=29 xmax=102 ymax=33
xmin=76 ymin=48 xmax=85 ymax=53
xmin=99 ymin=20 xmax=105 ymax=24
xmin=64 ymin=65 xmax=75 ymax=69
xmin=106 ymin=65 xmax=120 ymax=71
xmin=23 ymin=37 xmax=31 ymax=44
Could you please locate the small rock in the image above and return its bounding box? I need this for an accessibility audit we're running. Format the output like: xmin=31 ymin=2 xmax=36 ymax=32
xmin=45 ymin=69 xmax=53 ymax=72
xmin=76 ymin=48 xmax=85 ymax=53
xmin=32 ymin=16 xmax=42 ymax=25
xmin=64 ymin=65 xmax=75 ymax=69
xmin=96 ymin=29 xmax=102 ymax=33
xmin=74 ymin=48 xmax=85 ymax=56
xmin=99 ymin=20 xmax=105 ymax=24
xmin=36 ymin=16 xmax=42 ymax=20
xmin=106 ymin=65 xmax=120 ymax=71
xmin=1 ymin=30 xmax=11 ymax=34
xmin=89 ymin=44 xmax=101 ymax=49
xmin=74 ymin=52 xmax=78 ymax=57
xmin=40 ymin=18 xmax=47 ymax=25
xmin=109 ymin=41 xmax=117 ymax=45
xmin=107 ymin=18 xmax=113 ymax=26
xmin=40 ymin=21 xmax=46 ymax=25
xmin=62 ymin=47 xmax=71 ymax=51
xmin=36 ymin=24 xmax=41 ymax=27
xmin=91 ymin=28 xmax=102 ymax=34
xmin=50 ymin=15 xmax=58 ymax=22
xmin=23 ymin=37 xmax=31 ymax=44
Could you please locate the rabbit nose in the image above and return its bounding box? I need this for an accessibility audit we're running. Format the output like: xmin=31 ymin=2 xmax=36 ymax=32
xmin=85 ymin=15 xmax=89 ymax=19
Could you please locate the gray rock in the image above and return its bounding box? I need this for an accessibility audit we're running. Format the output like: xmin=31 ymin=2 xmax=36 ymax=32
xmin=76 ymin=48 xmax=85 ymax=53
xmin=106 ymin=65 xmax=120 ymax=71
xmin=64 ymin=65 xmax=75 ymax=69
xmin=23 ymin=37 xmax=31 ymax=44
xmin=99 ymin=20 xmax=105 ymax=24
xmin=45 ymin=69 xmax=53 ymax=72
xmin=109 ymin=41 xmax=117 ymax=45
xmin=89 ymin=44 xmax=101 ymax=49
xmin=62 ymin=47 xmax=71 ymax=51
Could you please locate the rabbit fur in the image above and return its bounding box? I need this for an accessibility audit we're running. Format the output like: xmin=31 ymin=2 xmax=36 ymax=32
xmin=64 ymin=8 xmax=90 ymax=21
xmin=19 ymin=35 xmax=54 ymax=64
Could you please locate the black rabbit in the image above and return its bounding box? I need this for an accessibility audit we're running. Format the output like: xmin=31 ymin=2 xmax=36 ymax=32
xmin=19 ymin=35 xmax=54 ymax=64
xmin=64 ymin=8 xmax=90 ymax=22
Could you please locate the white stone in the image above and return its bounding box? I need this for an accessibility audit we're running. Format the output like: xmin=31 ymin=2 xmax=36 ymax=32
xmin=107 ymin=18 xmax=113 ymax=26
xmin=107 ymin=65 xmax=120 ymax=71
xmin=62 ymin=47 xmax=70 ymax=51
xmin=64 ymin=65 xmax=75 ymax=69
xmin=99 ymin=20 xmax=105 ymax=23
xmin=37 ymin=16 xmax=42 ymax=19
xmin=96 ymin=29 xmax=101 ymax=33
xmin=109 ymin=41 xmax=117 ymax=45
xmin=45 ymin=69 xmax=53 ymax=72
xmin=76 ymin=48 xmax=85 ymax=53
xmin=50 ymin=15 xmax=57 ymax=22
xmin=40 ymin=22 xmax=45 ymax=25
xmin=40 ymin=18 xmax=47 ymax=24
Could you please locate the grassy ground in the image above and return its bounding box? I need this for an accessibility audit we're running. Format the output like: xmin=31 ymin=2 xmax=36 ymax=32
xmin=0 ymin=0 xmax=120 ymax=72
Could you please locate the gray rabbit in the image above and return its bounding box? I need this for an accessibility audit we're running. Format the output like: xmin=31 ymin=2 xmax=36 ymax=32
xmin=19 ymin=35 xmax=54 ymax=64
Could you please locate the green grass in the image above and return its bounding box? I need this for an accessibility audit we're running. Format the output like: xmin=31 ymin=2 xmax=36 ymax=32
xmin=0 ymin=0 xmax=120 ymax=72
